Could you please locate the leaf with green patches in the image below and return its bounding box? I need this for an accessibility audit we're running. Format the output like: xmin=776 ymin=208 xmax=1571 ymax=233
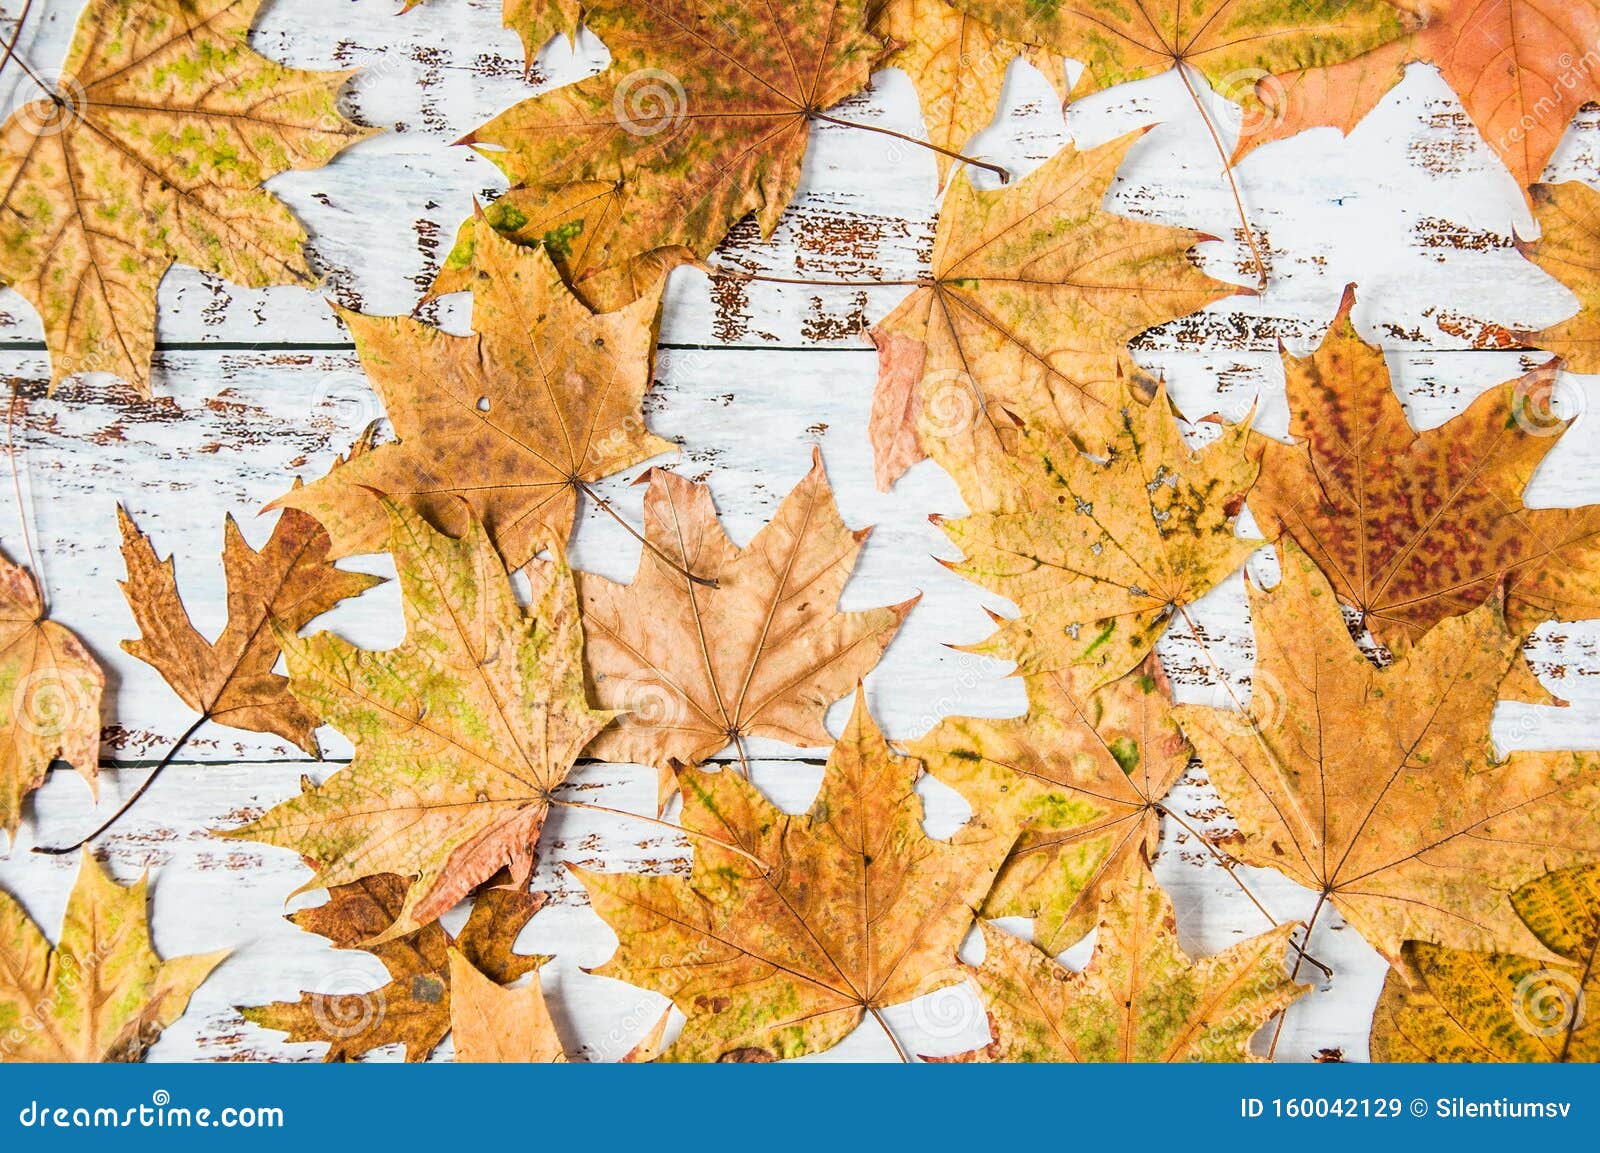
xmin=573 ymin=691 xmax=1011 ymax=1062
xmin=1371 ymin=862 xmax=1600 ymax=1062
xmin=0 ymin=0 xmax=371 ymax=395
xmin=938 ymin=381 xmax=1258 ymax=692
xmin=912 ymin=657 xmax=1191 ymax=955
xmin=229 ymin=501 xmax=611 ymax=941
xmin=0 ymin=851 xmax=226 ymax=1062
xmin=458 ymin=0 xmax=880 ymax=291
xmin=943 ymin=858 xmax=1304 ymax=1062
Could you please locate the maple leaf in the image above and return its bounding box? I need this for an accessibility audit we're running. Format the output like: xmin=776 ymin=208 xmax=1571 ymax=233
xmin=0 ymin=549 xmax=102 ymax=842
xmin=870 ymin=0 xmax=1068 ymax=190
xmin=572 ymin=690 xmax=1012 ymax=1062
xmin=949 ymin=0 xmax=1410 ymax=104
xmin=457 ymin=0 xmax=881 ymax=285
xmin=1238 ymin=1 xmax=1598 ymax=192
xmin=0 ymin=850 xmax=226 ymax=1062
xmin=579 ymin=451 xmax=916 ymax=797
xmin=119 ymin=499 xmax=381 ymax=756
xmin=274 ymin=224 xmax=671 ymax=569
xmin=1175 ymin=541 xmax=1600 ymax=964
xmin=938 ymin=382 xmax=1258 ymax=692
xmin=1249 ymin=290 xmax=1600 ymax=649
xmin=911 ymin=657 xmax=1191 ymax=955
xmin=1520 ymin=180 xmax=1600 ymax=374
xmin=241 ymin=872 xmax=545 ymax=1062
xmin=229 ymin=501 xmax=612 ymax=940
xmin=0 ymin=0 xmax=371 ymax=395
xmin=870 ymin=130 xmax=1234 ymax=491
xmin=944 ymin=859 xmax=1305 ymax=1062
xmin=1371 ymin=863 xmax=1600 ymax=1062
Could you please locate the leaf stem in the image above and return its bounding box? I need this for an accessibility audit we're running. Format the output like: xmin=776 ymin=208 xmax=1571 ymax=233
xmin=809 ymin=110 xmax=1010 ymax=184
xmin=33 ymin=714 xmax=208 ymax=854
xmin=552 ymin=795 xmax=770 ymax=873
xmin=868 ymin=1005 xmax=910 ymax=1063
xmin=574 ymin=477 xmax=718 ymax=589
xmin=0 ymin=0 xmax=34 ymax=88
xmin=1174 ymin=63 xmax=1268 ymax=291
xmin=1266 ymin=890 xmax=1329 ymax=1060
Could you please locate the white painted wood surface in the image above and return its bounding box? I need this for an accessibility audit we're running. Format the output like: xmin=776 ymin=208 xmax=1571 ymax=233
xmin=1 ymin=0 xmax=1599 ymax=1063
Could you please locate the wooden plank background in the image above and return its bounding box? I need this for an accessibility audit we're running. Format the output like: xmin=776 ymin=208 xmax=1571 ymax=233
xmin=1 ymin=0 xmax=1599 ymax=1062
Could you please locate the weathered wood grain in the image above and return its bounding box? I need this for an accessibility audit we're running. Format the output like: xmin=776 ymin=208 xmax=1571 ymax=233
xmin=0 ymin=0 xmax=1598 ymax=1065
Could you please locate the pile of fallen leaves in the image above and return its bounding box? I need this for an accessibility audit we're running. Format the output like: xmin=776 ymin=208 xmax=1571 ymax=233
xmin=3 ymin=0 xmax=1600 ymax=1065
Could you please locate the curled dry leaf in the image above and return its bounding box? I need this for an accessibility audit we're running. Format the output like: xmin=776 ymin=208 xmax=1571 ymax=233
xmin=870 ymin=130 xmax=1233 ymax=492
xmin=578 ymin=451 xmax=915 ymax=801
xmin=459 ymin=0 xmax=879 ymax=292
xmin=911 ymin=657 xmax=1190 ymax=955
xmin=0 ymin=0 xmax=371 ymax=394
xmin=1371 ymin=863 xmax=1600 ymax=1062
xmin=0 ymin=549 xmax=102 ymax=841
xmin=573 ymin=690 xmax=1012 ymax=1062
xmin=1250 ymin=289 xmax=1600 ymax=649
xmin=944 ymin=858 xmax=1305 ymax=1063
xmin=242 ymin=873 xmax=545 ymax=1063
xmin=1176 ymin=542 xmax=1600 ymax=964
xmin=939 ymin=382 xmax=1258 ymax=692
xmin=1521 ymin=180 xmax=1600 ymax=374
xmin=274 ymin=224 xmax=672 ymax=568
xmin=869 ymin=0 xmax=1068 ymax=191
xmin=1238 ymin=1 xmax=1599 ymax=193
xmin=0 ymin=850 xmax=226 ymax=1062
xmin=119 ymin=496 xmax=381 ymax=755
xmin=230 ymin=501 xmax=611 ymax=941
xmin=949 ymin=0 xmax=1409 ymax=105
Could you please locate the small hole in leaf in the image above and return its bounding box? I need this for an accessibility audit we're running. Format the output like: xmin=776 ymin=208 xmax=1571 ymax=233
xmin=477 ymin=396 xmax=491 ymax=413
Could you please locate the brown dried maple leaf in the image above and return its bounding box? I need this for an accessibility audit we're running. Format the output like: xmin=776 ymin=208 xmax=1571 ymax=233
xmin=1250 ymin=288 xmax=1600 ymax=649
xmin=1175 ymin=542 xmax=1600 ymax=964
xmin=0 ymin=0 xmax=370 ymax=394
xmin=911 ymin=657 xmax=1191 ymax=955
xmin=0 ymin=549 xmax=102 ymax=842
xmin=579 ymin=451 xmax=915 ymax=797
xmin=119 ymin=498 xmax=380 ymax=756
xmin=870 ymin=130 xmax=1234 ymax=492
xmin=573 ymin=691 xmax=1012 ymax=1062
xmin=1238 ymin=1 xmax=1599 ymax=193
xmin=274 ymin=223 xmax=671 ymax=568
xmin=241 ymin=873 xmax=545 ymax=1062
